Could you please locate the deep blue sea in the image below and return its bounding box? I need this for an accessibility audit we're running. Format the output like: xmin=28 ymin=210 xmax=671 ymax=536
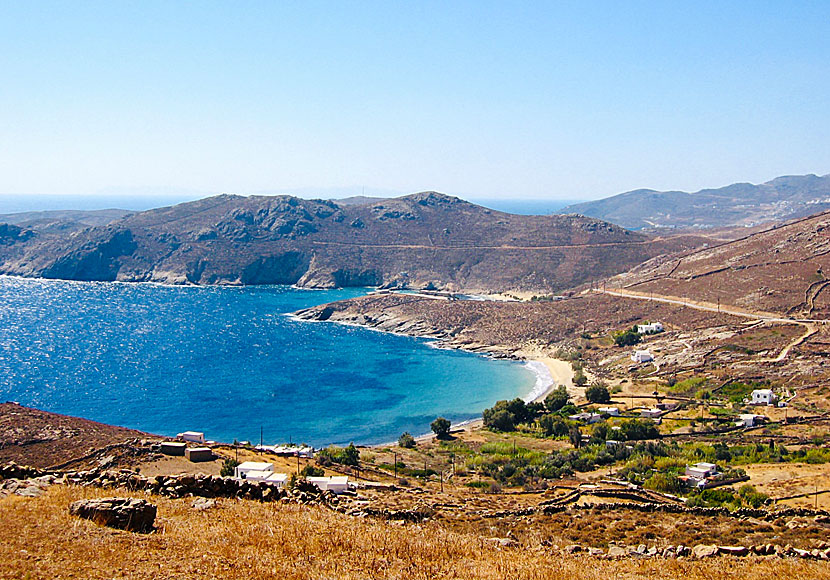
xmin=0 ymin=276 xmax=538 ymax=446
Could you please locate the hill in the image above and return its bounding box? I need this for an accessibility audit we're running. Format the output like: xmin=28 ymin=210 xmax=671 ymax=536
xmin=0 ymin=191 xmax=691 ymax=293
xmin=559 ymin=174 xmax=830 ymax=230
xmin=0 ymin=403 xmax=147 ymax=469
xmin=610 ymin=210 xmax=830 ymax=318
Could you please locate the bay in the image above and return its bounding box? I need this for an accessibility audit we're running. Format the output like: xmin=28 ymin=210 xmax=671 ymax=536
xmin=0 ymin=276 xmax=537 ymax=446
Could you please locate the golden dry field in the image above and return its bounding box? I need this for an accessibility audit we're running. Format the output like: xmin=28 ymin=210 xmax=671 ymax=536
xmin=2 ymin=484 xmax=830 ymax=580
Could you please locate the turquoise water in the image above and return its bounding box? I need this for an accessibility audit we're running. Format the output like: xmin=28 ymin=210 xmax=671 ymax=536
xmin=0 ymin=277 xmax=537 ymax=446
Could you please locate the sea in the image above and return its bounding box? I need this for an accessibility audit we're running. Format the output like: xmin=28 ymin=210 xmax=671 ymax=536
xmin=0 ymin=276 xmax=545 ymax=447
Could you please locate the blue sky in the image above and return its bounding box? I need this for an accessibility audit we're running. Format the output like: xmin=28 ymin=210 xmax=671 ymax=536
xmin=1 ymin=1 xmax=828 ymax=201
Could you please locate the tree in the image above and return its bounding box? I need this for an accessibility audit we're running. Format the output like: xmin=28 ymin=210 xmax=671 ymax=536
xmin=430 ymin=417 xmax=451 ymax=439
xmin=573 ymin=371 xmax=588 ymax=387
xmin=342 ymin=442 xmax=360 ymax=465
xmin=613 ymin=329 xmax=641 ymax=347
xmin=569 ymin=425 xmax=583 ymax=449
xmin=220 ymin=458 xmax=239 ymax=477
xmin=301 ymin=464 xmax=324 ymax=477
xmin=398 ymin=432 xmax=416 ymax=448
xmin=483 ymin=408 xmax=516 ymax=431
xmin=539 ymin=413 xmax=569 ymax=437
xmin=585 ymin=384 xmax=611 ymax=403
xmin=544 ymin=385 xmax=570 ymax=412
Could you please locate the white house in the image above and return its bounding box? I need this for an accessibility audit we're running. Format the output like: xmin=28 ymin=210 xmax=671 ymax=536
xmin=750 ymin=389 xmax=777 ymax=405
xmin=640 ymin=408 xmax=662 ymax=419
xmin=256 ymin=444 xmax=315 ymax=458
xmin=568 ymin=412 xmax=602 ymax=424
xmin=177 ymin=431 xmax=205 ymax=444
xmin=264 ymin=472 xmax=288 ymax=488
xmin=685 ymin=462 xmax=719 ymax=481
xmin=736 ymin=414 xmax=765 ymax=428
xmin=234 ymin=461 xmax=274 ymax=481
xmin=631 ymin=350 xmax=654 ymax=363
xmin=597 ymin=407 xmax=621 ymax=416
xmin=306 ymin=476 xmax=350 ymax=494
xmin=637 ymin=322 xmax=664 ymax=334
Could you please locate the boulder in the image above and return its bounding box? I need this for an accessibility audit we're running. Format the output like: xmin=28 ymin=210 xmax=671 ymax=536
xmin=606 ymin=546 xmax=627 ymax=559
xmin=69 ymin=497 xmax=156 ymax=532
xmin=191 ymin=497 xmax=216 ymax=511
xmin=692 ymin=544 xmax=719 ymax=559
xmin=718 ymin=546 xmax=749 ymax=557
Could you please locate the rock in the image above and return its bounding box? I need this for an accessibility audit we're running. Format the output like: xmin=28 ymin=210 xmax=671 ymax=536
xmin=607 ymin=546 xmax=627 ymax=559
xmin=564 ymin=544 xmax=582 ymax=554
xmin=718 ymin=546 xmax=749 ymax=557
xmin=647 ymin=546 xmax=658 ymax=556
xmin=191 ymin=497 xmax=216 ymax=511
xmin=692 ymin=544 xmax=719 ymax=559
xmin=69 ymin=497 xmax=156 ymax=532
xmin=676 ymin=545 xmax=690 ymax=557
xmin=588 ymin=547 xmax=604 ymax=556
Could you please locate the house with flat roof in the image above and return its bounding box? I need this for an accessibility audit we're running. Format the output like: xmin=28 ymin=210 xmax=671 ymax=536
xmin=751 ymin=389 xmax=777 ymax=405
xmin=177 ymin=431 xmax=205 ymax=444
xmin=234 ymin=461 xmax=274 ymax=481
xmin=631 ymin=350 xmax=653 ymax=363
xmin=637 ymin=322 xmax=664 ymax=334
xmin=685 ymin=462 xmax=719 ymax=482
xmin=306 ymin=476 xmax=350 ymax=494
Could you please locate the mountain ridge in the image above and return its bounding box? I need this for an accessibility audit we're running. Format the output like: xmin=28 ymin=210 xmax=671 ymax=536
xmin=559 ymin=173 xmax=830 ymax=229
xmin=0 ymin=191 xmax=684 ymax=293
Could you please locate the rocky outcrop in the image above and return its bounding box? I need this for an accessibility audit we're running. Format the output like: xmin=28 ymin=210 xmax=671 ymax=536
xmin=69 ymin=497 xmax=157 ymax=532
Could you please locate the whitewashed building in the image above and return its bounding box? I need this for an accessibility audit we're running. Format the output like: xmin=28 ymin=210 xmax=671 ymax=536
xmin=640 ymin=408 xmax=662 ymax=419
xmin=234 ymin=461 xmax=274 ymax=481
xmin=736 ymin=414 xmax=765 ymax=428
xmin=637 ymin=322 xmax=664 ymax=334
xmin=685 ymin=462 xmax=719 ymax=481
xmin=177 ymin=431 xmax=205 ymax=444
xmin=306 ymin=476 xmax=350 ymax=494
xmin=631 ymin=350 xmax=653 ymax=363
xmin=597 ymin=407 xmax=621 ymax=416
xmin=750 ymin=389 xmax=777 ymax=405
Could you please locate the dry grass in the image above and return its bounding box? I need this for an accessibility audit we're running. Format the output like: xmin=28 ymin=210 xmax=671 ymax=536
xmin=2 ymin=486 xmax=829 ymax=580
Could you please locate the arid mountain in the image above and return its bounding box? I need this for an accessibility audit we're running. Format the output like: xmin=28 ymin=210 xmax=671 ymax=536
xmin=0 ymin=191 xmax=696 ymax=292
xmin=559 ymin=173 xmax=830 ymax=230
xmin=610 ymin=210 xmax=830 ymax=318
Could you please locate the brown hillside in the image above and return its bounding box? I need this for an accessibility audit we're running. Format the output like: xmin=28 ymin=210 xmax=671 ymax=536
xmin=610 ymin=210 xmax=830 ymax=318
xmin=0 ymin=403 xmax=148 ymax=468
xmin=0 ymin=192 xmax=701 ymax=293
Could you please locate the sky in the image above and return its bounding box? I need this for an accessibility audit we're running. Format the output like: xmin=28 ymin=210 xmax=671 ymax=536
xmin=1 ymin=1 xmax=829 ymax=204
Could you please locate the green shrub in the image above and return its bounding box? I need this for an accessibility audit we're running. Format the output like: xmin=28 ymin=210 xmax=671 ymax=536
xmin=301 ymin=464 xmax=324 ymax=477
xmin=586 ymin=384 xmax=611 ymax=403
xmin=398 ymin=432 xmax=416 ymax=448
xmin=613 ymin=329 xmax=641 ymax=347
xmin=431 ymin=417 xmax=451 ymax=438
xmin=316 ymin=443 xmax=360 ymax=466
xmin=544 ymin=385 xmax=570 ymax=412
xmin=220 ymin=458 xmax=239 ymax=477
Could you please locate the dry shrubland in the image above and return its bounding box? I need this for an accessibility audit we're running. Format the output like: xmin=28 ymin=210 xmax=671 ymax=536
xmin=2 ymin=485 xmax=829 ymax=580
